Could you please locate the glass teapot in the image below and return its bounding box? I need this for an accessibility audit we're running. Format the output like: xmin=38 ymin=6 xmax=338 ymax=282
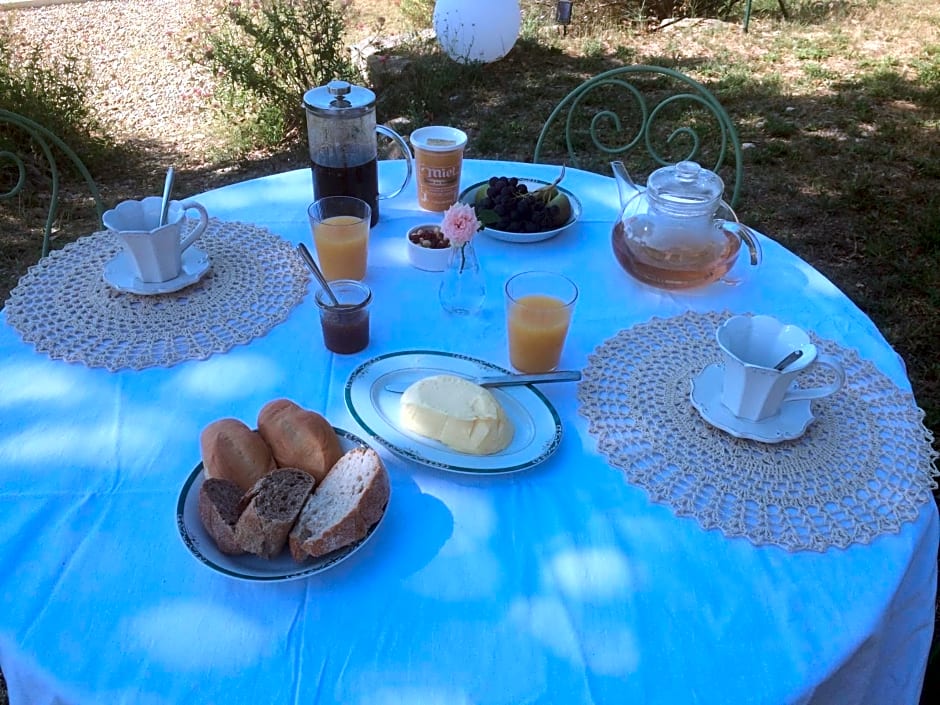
xmin=303 ymin=80 xmax=413 ymax=227
xmin=611 ymin=160 xmax=761 ymax=289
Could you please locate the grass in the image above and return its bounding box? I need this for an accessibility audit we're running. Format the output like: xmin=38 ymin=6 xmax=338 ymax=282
xmin=1 ymin=1 xmax=937 ymax=703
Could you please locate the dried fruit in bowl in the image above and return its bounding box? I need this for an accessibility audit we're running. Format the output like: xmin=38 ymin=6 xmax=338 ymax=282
xmin=408 ymin=225 xmax=450 ymax=249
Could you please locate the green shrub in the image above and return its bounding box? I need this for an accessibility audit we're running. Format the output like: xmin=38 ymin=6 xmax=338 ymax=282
xmin=187 ymin=0 xmax=358 ymax=151
xmin=582 ymin=38 xmax=606 ymax=58
xmin=399 ymin=0 xmax=435 ymax=29
xmin=0 ymin=30 xmax=110 ymax=168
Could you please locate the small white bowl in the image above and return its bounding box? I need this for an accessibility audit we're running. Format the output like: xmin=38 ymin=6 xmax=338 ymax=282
xmin=406 ymin=224 xmax=452 ymax=272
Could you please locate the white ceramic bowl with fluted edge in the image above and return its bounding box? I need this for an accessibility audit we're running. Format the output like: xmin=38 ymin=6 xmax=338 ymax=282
xmin=406 ymin=223 xmax=453 ymax=272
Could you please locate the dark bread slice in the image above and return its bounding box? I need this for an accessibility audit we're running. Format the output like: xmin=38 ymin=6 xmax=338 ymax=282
xmin=235 ymin=468 xmax=316 ymax=559
xmin=198 ymin=478 xmax=245 ymax=555
xmin=288 ymin=447 xmax=390 ymax=561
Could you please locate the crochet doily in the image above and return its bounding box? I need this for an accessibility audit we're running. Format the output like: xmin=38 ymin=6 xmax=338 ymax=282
xmin=4 ymin=219 xmax=309 ymax=370
xmin=578 ymin=310 xmax=939 ymax=552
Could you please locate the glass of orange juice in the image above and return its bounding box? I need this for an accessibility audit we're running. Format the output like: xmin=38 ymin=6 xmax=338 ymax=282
xmin=307 ymin=196 xmax=371 ymax=281
xmin=505 ymin=271 xmax=578 ymax=373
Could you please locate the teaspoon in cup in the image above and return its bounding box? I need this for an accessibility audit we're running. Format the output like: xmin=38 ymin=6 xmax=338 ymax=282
xmin=159 ymin=167 xmax=175 ymax=226
xmin=773 ymin=349 xmax=804 ymax=371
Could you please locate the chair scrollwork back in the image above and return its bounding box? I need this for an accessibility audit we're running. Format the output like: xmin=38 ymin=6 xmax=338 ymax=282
xmin=533 ymin=65 xmax=744 ymax=207
xmin=1 ymin=108 xmax=104 ymax=257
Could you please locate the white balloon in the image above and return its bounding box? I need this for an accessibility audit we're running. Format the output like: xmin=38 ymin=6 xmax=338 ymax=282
xmin=433 ymin=0 xmax=522 ymax=64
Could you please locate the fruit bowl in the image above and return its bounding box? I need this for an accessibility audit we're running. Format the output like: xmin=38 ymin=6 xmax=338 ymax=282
xmin=458 ymin=177 xmax=582 ymax=244
xmin=406 ymin=223 xmax=452 ymax=271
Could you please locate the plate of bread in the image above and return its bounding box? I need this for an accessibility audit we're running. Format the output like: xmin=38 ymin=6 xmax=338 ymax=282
xmin=176 ymin=399 xmax=390 ymax=581
xmin=345 ymin=351 xmax=562 ymax=474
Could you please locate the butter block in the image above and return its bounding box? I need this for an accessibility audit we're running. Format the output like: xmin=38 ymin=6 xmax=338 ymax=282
xmin=399 ymin=374 xmax=514 ymax=455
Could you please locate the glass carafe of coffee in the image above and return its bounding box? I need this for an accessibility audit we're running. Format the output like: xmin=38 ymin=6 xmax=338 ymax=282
xmin=303 ymin=80 xmax=413 ymax=226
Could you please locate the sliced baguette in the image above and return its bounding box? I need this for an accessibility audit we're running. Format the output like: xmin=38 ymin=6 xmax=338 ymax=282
xmin=235 ymin=468 xmax=316 ymax=559
xmin=198 ymin=477 xmax=245 ymax=555
xmin=289 ymin=447 xmax=390 ymax=561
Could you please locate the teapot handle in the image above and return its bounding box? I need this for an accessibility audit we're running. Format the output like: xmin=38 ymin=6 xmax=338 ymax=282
xmin=376 ymin=125 xmax=413 ymax=200
xmin=716 ymin=200 xmax=762 ymax=284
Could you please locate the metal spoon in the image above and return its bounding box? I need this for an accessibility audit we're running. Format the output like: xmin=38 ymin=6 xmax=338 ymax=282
xmin=158 ymin=167 xmax=175 ymax=226
xmin=384 ymin=370 xmax=582 ymax=394
xmin=773 ymin=349 xmax=804 ymax=371
xmin=296 ymin=243 xmax=340 ymax=307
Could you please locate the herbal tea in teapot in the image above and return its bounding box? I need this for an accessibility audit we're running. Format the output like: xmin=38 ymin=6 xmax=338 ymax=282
xmin=611 ymin=160 xmax=761 ymax=289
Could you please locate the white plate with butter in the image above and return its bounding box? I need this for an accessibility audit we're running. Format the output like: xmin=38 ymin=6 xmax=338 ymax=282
xmin=345 ymin=351 xmax=563 ymax=474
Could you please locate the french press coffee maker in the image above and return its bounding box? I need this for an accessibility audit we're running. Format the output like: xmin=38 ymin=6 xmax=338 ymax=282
xmin=303 ymin=80 xmax=413 ymax=227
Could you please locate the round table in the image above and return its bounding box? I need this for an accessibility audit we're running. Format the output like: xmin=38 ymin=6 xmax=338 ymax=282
xmin=0 ymin=159 xmax=935 ymax=705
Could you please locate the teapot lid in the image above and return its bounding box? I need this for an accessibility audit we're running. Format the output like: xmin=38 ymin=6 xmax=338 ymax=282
xmin=303 ymin=80 xmax=375 ymax=118
xmin=647 ymin=161 xmax=724 ymax=214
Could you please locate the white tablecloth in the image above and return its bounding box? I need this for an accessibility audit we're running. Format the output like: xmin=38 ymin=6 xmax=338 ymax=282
xmin=0 ymin=160 xmax=936 ymax=705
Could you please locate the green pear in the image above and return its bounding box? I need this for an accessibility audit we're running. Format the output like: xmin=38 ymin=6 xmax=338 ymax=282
xmin=547 ymin=189 xmax=571 ymax=228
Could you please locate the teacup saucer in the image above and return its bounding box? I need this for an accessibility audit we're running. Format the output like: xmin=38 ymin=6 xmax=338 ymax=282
xmin=689 ymin=363 xmax=815 ymax=443
xmin=103 ymin=247 xmax=210 ymax=295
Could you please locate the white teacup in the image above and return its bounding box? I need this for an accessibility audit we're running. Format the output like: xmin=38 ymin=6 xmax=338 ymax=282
xmin=103 ymin=196 xmax=209 ymax=283
xmin=716 ymin=314 xmax=845 ymax=421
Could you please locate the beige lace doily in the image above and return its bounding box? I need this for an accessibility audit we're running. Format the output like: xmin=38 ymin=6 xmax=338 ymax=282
xmin=578 ymin=310 xmax=939 ymax=552
xmin=4 ymin=219 xmax=309 ymax=370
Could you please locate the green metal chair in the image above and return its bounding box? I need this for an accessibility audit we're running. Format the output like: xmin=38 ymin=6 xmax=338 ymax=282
xmin=743 ymin=0 xmax=790 ymax=33
xmin=533 ymin=65 xmax=744 ymax=207
xmin=1 ymin=109 xmax=104 ymax=257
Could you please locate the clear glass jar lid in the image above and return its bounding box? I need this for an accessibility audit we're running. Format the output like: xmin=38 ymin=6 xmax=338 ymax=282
xmin=646 ymin=161 xmax=724 ymax=215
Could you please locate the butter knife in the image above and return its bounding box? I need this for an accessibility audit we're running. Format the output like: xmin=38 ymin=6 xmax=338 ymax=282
xmin=383 ymin=370 xmax=581 ymax=394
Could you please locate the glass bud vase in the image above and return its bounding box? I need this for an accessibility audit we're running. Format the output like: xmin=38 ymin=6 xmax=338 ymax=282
xmin=439 ymin=241 xmax=486 ymax=315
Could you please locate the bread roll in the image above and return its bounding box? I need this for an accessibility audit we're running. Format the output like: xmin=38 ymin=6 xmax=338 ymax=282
xmin=235 ymin=469 xmax=316 ymax=559
xmin=257 ymin=399 xmax=343 ymax=483
xmin=200 ymin=418 xmax=276 ymax=492
xmin=399 ymin=374 xmax=513 ymax=454
xmin=198 ymin=477 xmax=245 ymax=555
xmin=289 ymin=447 xmax=390 ymax=561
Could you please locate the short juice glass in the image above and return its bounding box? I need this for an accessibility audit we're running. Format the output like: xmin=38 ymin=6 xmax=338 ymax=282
xmin=307 ymin=196 xmax=371 ymax=281
xmin=314 ymin=279 xmax=372 ymax=355
xmin=505 ymin=271 xmax=578 ymax=373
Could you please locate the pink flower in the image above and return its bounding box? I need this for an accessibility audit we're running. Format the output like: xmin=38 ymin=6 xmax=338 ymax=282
xmin=440 ymin=202 xmax=481 ymax=247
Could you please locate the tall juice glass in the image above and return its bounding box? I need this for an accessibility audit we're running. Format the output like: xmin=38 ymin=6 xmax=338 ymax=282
xmin=505 ymin=271 xmax=578 ymax=373
xmin=307 ymin=196 xmax=371 ymax=280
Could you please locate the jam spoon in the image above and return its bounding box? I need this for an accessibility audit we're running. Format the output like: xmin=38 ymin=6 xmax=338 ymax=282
xmin=296 ymin=243 xmax=340 ymax=307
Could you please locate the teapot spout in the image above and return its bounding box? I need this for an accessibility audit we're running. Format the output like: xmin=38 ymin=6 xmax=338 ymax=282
xmin=611 ymin=160 xmax=638 ymax=207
